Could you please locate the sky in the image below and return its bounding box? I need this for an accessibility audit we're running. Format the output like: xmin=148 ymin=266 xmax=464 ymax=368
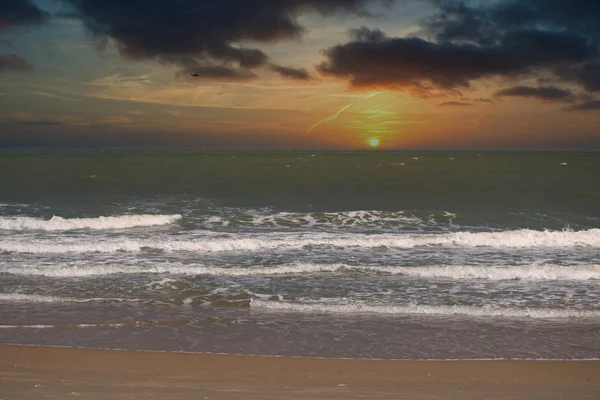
xmin=1 ymin=0 xmax=599 ymax=150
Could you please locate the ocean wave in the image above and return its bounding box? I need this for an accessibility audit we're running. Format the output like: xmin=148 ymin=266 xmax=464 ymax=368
xmin=0 ymin=293 xmax=149 ymax=304
xmin=1 ymin=262 xmax=344 ymax=277
xmin=388 ymin=264 xmax=600 ymax=281
xmin=4 ymin=262 xmax=600 ymax=281
xmin=204 ymin=210 xmax=456 ymax=230
xmin=0 ymin=237 xmax=272 ymax=253
xmin=251 ymin=299 xmax=600 ymax=319
xmin=0 ymin=293 xmax=78 ymax=303
xmin=0 ymin=214 xmax=182 ymax=231
xmin=5 ymin=292 xmax=599 ymax=319
xmin=0 ymin=292 xmax=251 ymax=308
xmin=1 ymin=228 xmax=599 ymax=254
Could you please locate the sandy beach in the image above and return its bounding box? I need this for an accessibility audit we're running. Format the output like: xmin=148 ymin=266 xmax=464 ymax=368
xmin=1 ymin=345 xmax=599 ymax=400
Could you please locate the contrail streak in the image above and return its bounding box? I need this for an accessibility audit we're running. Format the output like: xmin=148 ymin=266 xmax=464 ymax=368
xmin=305 ymin=92 xmax=385 ymax=134
xmin=305 ymin=102 xmax=355 ymax=134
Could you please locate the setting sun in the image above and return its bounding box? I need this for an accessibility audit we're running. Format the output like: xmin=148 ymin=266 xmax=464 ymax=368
xmin=368 ymin=138 xmax=380 ymax=147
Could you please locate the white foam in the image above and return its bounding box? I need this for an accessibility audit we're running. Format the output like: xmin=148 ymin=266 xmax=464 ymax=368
xmin=402 ymin=229 xmax=600 ymax=248
xmin=2 ymin=262 xmax=347 ymax=277
xmin=4 ymin=262 xmax=600 ymax=281
xmin=1 ymin=228 xmax=599 ymax=254
xmin=389 ymin=264 xmax=600 ymax=281
xmin=205 ymin=210 xmax=449 ymax=230
xmin=0 ymin=237 xmax=277 ymax=253
xmin=3 ymin=264 xmax=145 ymax=277
xmin=251 ymin=299 xmax=600 ymax=319
xmin=0 ymin=293 xmax=77 ymax=303
xmin=0 ymin=324 xmax=54 ymax=329
xmin=0 ymin=214 xmax=182 ymax=231
xmin=0 ymin=293 xmax=145 ymax=304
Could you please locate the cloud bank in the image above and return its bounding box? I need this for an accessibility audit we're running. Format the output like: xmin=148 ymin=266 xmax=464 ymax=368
xmin=318 ymin=0 xmax=600 ymax=108
xmin=63 ymin=0 xmax=391 ymax=80
xmin=494 ymin=86 xmax=573 ymax=101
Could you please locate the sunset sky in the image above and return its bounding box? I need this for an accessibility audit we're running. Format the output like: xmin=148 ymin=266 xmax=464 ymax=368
xmin=1 ymin=0 xmax=599 ymax=149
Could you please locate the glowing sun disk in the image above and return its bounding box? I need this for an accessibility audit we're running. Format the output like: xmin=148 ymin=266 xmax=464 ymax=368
xmin=368 ymin=138 xmax=380 ymax=147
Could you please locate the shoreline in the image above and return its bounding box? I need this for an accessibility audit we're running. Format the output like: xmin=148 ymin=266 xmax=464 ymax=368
xmin=3 ymin=343 xmax=600 ymax=362
xmin=2 ymin=344 xmax=599 ymax=399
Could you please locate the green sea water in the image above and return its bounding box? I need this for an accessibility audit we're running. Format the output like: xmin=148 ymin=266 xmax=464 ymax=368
xmin=1 ymin=151 xmax=599 ymax=221
xmin=1 ymin=150 xmax=599 ymax=359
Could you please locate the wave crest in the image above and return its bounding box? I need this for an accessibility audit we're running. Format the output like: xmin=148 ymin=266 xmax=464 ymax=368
xmin=4 ymin=262 xmax=600 ymax=281
xmin=251 ymin=299 xmax=600 ymax=319
xmin=1 ymin=228 xmax=599 ymax=254
xmin=205 ymin=210 xmax=455 ymax=230
xmin=0 ymin=214 xmax=182 ymax=231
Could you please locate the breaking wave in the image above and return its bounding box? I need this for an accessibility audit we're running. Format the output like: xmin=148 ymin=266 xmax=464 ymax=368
xmin=0 ymin=214 xmax=182 ymax=231
xmin=251 ymin=299 xmax=600 ymax=319
xmin=386 ymin=264 xmax=600 ymax=281
xmin=2 ymin=262 xmax=343 ymax=277
xmin=1 ymin=228 xmax=599 ymax=253
xmin=204 ymin=209 xmax=456 ymax=230
xmin=0 ymin=293 xmax=78 ymax=303
xmin=0 ymin=293 xmax=158 ymax=305
xmin=4 ymin=262 xmax=600 ymax=281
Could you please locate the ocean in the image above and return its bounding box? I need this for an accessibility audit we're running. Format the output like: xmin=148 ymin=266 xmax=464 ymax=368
xmin=1 ymin=150 xmax=599 ymax=360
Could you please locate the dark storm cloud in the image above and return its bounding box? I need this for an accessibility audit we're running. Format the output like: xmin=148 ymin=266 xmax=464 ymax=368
xmin=431 ymin=0 xmax=600 ymax=95
xmin=0 ymin=0 xmax=50 ymax=31
xmin=63 ymin=0 xmax=390 ymax=79
xmin=438 ymin=101 xmax=472 ymax=107
xmin=318 ymin=29 xmax=506 ymax=90
xmin=495 ymin=86 xmax=573 ymax=101
xmin=567 ymin=100 xmax=600 ymax=111
xmin=318 ymin=28 xmax=595 ymax=91
xmin=319 ymin=0 xmax=600 ymax=98
xmin=269 ymin=65 xmax=312 ymax=81
xmin=0 ymin=54 xmax=33 ymax=72
xmin=427 ymin=0 xmax=600 ymax=45
xmin=555 ymin=62 xmax=600 ymax=93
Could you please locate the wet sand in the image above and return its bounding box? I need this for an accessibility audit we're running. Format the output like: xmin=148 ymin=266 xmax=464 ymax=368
xmin=1 ymin=345 xmax=599 ymax=399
